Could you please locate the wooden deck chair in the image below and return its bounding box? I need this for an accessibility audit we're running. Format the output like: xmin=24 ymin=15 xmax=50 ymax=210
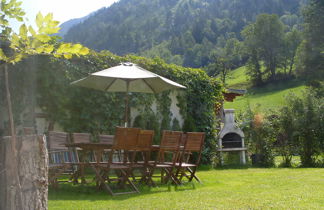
xmin=93 ymin=127 xmax=141 ymax=196
xmin=176 ymin=132 xmax=205 ymax=183
xmin=148 ymin=130 xmax=182 ymax=185
xmin=48 ymin=131 xmax=74 ymax=188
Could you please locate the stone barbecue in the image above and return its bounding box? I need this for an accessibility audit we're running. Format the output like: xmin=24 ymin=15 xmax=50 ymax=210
xmin=218 ymin=109 xmax=246 ymax=164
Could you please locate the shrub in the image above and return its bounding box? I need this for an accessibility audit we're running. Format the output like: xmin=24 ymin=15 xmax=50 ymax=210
xmin=238 ymin=106 xmax=276 ymax=167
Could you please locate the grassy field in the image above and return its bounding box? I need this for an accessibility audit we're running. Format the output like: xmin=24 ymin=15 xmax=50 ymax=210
xmin=49 ymin=168 xmax=324 ymax=209
xmin=223 ymin=66 xmax=307 ymax=112
xmin=225 ymin=66 xmax=250 ymax=89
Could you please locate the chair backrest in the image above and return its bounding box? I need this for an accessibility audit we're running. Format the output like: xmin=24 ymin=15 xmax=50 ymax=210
xmin=160 ymin=130 xmax=182 ymax=150
xmin=47 ymin=131 xmax=75 ymax=164
xmin=184 ymin=132 xmax=205 ymax=152
xmin=114 ymin=127 xmax=140 ymax=150
xmin=72 ymin=133 xmax=91 ymax=143
xmin=24 ymin=127 xmax=35 ymax=135
xmin=99 ymin=134 xmax=114 ymax=145
xmin=48 ymin=131 xmax=69 ymax=151
xmin=157 ymin=130 xmax=182 ymax=164
xmin=180 ymin=133 xmax=187 ymax=146
xmin=137 ymin=130 xmax=154 ymax=150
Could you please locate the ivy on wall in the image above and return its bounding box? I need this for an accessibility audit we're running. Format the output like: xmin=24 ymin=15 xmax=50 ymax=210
xmin=3 ymin=50 xmax=223 ymax=163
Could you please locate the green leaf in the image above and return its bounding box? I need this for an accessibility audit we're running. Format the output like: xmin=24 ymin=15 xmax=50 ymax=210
xmin=19 ymin=24 xmax=27 ymax=39
xmin=0 ymin=48 xmax=8 ymax=61
xmin=36 ymin=34 xmax=51 ymax=42
xmin=28 ymin=25 xmax=36 ymax=36
xmin=10 ymin=33 xmax=20 ymax=48
xmin=11 ymin=53 xmax=23 ymax=64
xmin=79 ymin=47 xmax=89 ymax=55
xmin=35 ymin=46 xmax=44 ymax=54
xmin=44 ymin=13 xmax=53 ymax=23
xmin=53 ymin=53 xmax=61 ymax=58
xmin=0 ymin=15 xmax=9 ymax=26
xmin=63 ymin=53 xmax=72 ymax=59
xmin=70 ymin=43 xmax=82 ymax=53
xmin=57 ymin=43 xmax=71 ymax=54
xmin=16 ymin=16 xmax=23 ymax=22
xmin=31 ymin=39 xmax=41 ymax=48
xmin=36 ymin=12 xmax=44 ymax=29
xmin=44 ymin=44 xmax=54 ymax=54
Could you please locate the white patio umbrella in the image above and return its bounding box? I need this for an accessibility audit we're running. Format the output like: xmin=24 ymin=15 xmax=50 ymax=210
xmin=71 ymin=62 xmax=186 ymax=127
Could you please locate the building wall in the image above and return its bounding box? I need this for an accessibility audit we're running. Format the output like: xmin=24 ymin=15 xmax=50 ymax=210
xmin=131 ymin=90 xmax=183 ymax=127
xmin=33 ymin=91 xmax=183 ymax=134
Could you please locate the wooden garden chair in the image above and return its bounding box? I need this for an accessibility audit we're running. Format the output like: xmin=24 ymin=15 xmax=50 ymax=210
xmin=70 ymin=132 xmax=93 ymax=183
xmin=99 ymin=134 xmax=114 ymax=145
xmin=72 ymin=132 xmax=92 ymax=143
xmin=23 ymin=127 xmax=35 ymax=135
xmin=175 ymin=132 xmax=205 ymax=183
xmin=148 ymin=130 xmax=183 ymax=185
xmin=98 ymin=134 xmax=117 ymax=162
xmin=93 ymin=127 xmax=141 ymax=196
xmin=48 ymin=131 xmax=74 ymax=188
xmin=132 ymin=130 xmax=155 ymax=185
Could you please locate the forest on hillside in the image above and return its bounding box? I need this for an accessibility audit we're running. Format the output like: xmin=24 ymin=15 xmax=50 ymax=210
xmin=63 ymin=0 xmax=322 ymax=87
xmin=63 ymin=0 xmax=304 ymax=67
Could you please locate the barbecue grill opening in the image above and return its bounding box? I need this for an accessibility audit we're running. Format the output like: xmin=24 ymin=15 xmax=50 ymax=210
xmin=222 ymin=133 xmax=242 ymax=148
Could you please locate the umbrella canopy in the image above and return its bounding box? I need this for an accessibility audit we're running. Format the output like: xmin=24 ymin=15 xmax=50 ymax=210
xmin=71 ymin=62 xmax=185 ymax=93
xmin=71 ymin=62 xmax=186 ymax=127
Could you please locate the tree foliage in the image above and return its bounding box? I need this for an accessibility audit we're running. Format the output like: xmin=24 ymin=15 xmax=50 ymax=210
xmin=295 ymin=0 xmax=324 ymax=81
xmin=242 ymin=14 xmax=285 ymax=84
xmin=0 ymin=2 xmax=89 ymax=64
xmin=62 ymin=0 xmax=304 ymax=68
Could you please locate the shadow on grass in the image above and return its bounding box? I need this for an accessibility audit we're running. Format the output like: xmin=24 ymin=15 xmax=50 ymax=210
xmin=49 ymin=179 xmax=202 ymax=201
xmin=213 ymin=164 xmax=250 ymax=170
xmin=247 ymin=79 xmax=305 ymax=95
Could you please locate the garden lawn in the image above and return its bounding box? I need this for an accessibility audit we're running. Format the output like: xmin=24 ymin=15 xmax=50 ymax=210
xmin=49 ymin=168 xmax=324 ymax=209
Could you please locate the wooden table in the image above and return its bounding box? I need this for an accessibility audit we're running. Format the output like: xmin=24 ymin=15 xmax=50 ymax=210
xmin=66 ymin=142 xmax=114 ymax=161
xmin=65 ymin=143 xmax=114 ymax=184
xmin=65 ymin=142 xmax=142 ymax=195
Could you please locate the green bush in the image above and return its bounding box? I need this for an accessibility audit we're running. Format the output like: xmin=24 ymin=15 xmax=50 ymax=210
xmin=238 ymin=106 xmax=276 ymax=167
xmin=237 ymin=87 xmax=323 ymax=168
xmin=280 ymin=90 xmax=323 ymax=167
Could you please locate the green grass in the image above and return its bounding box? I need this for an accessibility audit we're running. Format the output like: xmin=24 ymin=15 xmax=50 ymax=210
xmin=223 ymin=66 xmax=307 ymax=112
xmin=49 ymin=168 xmax=324 ymax=209
xmin=224 ymin=81 xmax=306 ymax=112
xmin=226 ymin=66 xmax=250 ymax=89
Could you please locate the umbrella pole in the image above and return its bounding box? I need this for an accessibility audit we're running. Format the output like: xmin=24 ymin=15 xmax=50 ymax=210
xmin=124 ymin=82 xmax=129 ymax=127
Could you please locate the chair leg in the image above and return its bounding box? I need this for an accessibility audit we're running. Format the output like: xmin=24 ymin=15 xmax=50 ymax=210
xmin=146 ymin=167 xmax=156 ymax=187
xmin=187 ymin=167 xmax=201 ymax=183
xmin=161 ymin=169 xmax=165 ymax=184
xmin=90 ymin=165 xmax=114 ymax=196
xmin=121 ymin=169 xmax=140 ymax=193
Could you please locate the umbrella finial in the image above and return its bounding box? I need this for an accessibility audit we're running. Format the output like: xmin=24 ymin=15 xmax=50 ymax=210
xmin=121 ymin=62 xmax=133 ymax=66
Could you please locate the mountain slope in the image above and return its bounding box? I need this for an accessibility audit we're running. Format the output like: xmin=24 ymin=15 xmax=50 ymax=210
xmin=62 ymin=0 xmax=304 ymax=68
xmin=223 ymin=66 xmax=306 ymax=112
xmin=58 ymin=10 xmax=100 ymax=37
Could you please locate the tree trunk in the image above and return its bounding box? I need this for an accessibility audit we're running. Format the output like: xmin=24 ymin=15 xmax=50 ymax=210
xmin=288 ymin=56 xmax=295 ymax=76
xmin=1 ymin=64 xmax=48 ymax=209
xmin=0 ymin=135 xmax=48 ymax=210
xmin=3 ymin=63 xmax=24 ymax=209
